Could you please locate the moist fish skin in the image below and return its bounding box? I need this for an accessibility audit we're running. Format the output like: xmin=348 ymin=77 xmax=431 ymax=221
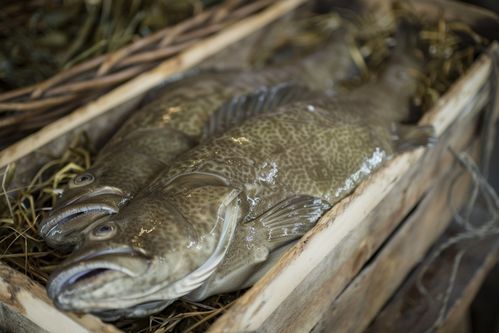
xmin=47 ymin=49 xmax=434 ymax=319
xmin=39 ymin=29 xmax=359 ymax=248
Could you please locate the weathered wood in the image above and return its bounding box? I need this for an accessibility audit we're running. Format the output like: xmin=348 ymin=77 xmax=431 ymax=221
xmin=0 ymin=263 xmax=121 ymax=333
xmin=207 ymin=44 xmax=498 ymax=333
xmin=0 ymin=0 xmax=308 ymax=168
xmin=367 ymin=207 xmax=499 ymax=333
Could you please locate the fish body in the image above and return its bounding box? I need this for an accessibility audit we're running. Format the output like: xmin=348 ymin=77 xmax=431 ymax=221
xmin=47 ymin=51 xmax=434 ymax=318
xmin=39 ymin=32 xmax=358 ymax=248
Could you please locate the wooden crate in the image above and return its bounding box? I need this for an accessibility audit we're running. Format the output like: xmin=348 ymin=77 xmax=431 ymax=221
xmin=0 ymin=0 xmax=498 ymax=332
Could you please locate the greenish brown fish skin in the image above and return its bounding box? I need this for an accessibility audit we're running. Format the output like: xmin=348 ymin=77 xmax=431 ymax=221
xmin=39 ymin=31 xmax=358 ymax=248
xmin=157 ymin=86 xmax=399 ymax=218
xmin=47 ymin=52 xmax=433 ymax=318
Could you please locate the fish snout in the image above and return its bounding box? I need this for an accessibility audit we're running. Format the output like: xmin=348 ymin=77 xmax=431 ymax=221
xmin=39 ymin=186 xmax=128 ymax=248
xmin=47 ymin=247 xmax=150 ymax=310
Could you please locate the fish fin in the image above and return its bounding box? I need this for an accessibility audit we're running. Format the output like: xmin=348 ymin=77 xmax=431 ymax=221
xmin=253 ymin=195 xmax=331 ymax=247
xmin=202 ymin=83 xmax=312 ymax=140
xmin=392 ymin=123 xmax=437 ymax=152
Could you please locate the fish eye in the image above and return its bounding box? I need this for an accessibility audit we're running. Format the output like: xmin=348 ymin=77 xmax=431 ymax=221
xmin=72 ymin=173 xmax=94 ymax=187
xmin=90 ymin=221 xmax=117 ymax=240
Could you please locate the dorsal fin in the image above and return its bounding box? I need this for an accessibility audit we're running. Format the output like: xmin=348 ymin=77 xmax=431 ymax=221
xmin=202 ymin=83 xmax=313 ymax=141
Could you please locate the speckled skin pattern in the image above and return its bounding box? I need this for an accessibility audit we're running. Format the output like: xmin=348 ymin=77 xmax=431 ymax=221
xmin=157 ymin=90 xmax=397 ymax=219
xmin=47 ymin=54 xmax=421 ymax=317
xmin=39 ymin=37 xmax=356 ymax=248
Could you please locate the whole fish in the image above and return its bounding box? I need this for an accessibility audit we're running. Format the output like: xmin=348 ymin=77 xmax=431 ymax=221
xmin=47 ymin=46 xmax=435 ymax=319
xmin=39 ymin=27 xmax=360 ymax=248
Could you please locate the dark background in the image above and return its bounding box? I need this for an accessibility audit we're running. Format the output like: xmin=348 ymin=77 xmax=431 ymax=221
xmin=461 ymin=0 xmax=499 ymax=14
xmin=442 ymin=2 xmax=499 ymax=332
xmin=470 ymin=124 xmax=499 ymax=333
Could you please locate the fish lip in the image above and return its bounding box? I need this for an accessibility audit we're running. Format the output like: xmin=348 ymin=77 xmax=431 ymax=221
xmin=63 ymin=245 xmax=150 ymax=266
xmin=57 ymin=186 xmax=127 ymax=208
xmin=39 ymin=202 xmax=120 ymax=240
xmin=39 ymin=186 xmax=129 ymax=241
xmin=48 ymin=246 xmax=151 ymax=307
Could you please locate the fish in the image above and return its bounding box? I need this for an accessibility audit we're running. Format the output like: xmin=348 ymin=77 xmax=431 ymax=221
xmin=47 ymin=42 xmax=435 ymax=319
xmin=39 ymin=25 xmax=361 ymax=249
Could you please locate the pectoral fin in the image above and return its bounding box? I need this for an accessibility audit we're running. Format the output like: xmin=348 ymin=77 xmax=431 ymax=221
xmin=186 ymin=195 xmax=330 ymax=300
xmin=392 ymin=123 xmax=437 ymax=152
xmin=254 ymin=194 xmax=331 ymax=247
xmin=202 ymin=83 xmax=313 ymax=140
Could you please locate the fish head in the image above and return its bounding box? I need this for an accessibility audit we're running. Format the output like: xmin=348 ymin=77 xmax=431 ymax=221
xmin=39 ymin=166 xmax=130 ymax=249
xmin=38 ymin=149 xmax=168 ymax=249
xmin=47 ymin=173 xmax=241 ymax=316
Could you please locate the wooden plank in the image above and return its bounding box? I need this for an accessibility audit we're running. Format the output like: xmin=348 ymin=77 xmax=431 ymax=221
xmin=208 ymin=44 xmax=498 ymax=333
xmin=366 ymin=208 xmax=499 ymax=333
xmin=315 ymin=141 xmax=479 ymax=333
xmin=0 ymin=263 xmax=121 ymax=333
xmin=0 ymin=0 xmax=308 ymax=168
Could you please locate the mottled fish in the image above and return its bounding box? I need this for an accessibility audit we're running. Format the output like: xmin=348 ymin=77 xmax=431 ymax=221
xmin=47 ymin=46 xmax=435 ymax=319
xmin=39 ymin=27 xmax=360 ymax=248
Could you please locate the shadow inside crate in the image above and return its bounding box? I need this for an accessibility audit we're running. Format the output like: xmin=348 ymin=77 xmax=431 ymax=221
xmin=470 ymin=119 xmax=499 ymax=333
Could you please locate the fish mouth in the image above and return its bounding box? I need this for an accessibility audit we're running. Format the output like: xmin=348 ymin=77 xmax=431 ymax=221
xmin=39 ymin=186 xmax=128 ymax=247
xmin=48 ymin=246 xmax=150 ymax=311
